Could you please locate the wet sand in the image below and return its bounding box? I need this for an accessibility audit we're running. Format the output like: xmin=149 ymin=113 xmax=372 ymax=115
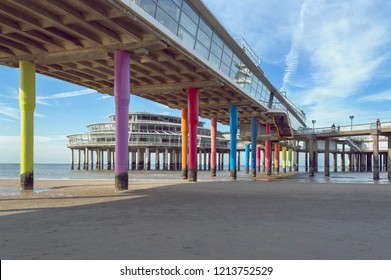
xmin=0 ymin=178 xmax=390 ymax=259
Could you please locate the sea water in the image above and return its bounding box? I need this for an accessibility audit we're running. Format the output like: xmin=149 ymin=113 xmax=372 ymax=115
xmin=0 ymin=163 xmax=390 ymax=184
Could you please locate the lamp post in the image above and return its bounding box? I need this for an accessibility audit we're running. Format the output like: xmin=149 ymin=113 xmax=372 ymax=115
xmin=312 ymin=120 xmax=316 ymax=134
xmin=349 ymin=115 xmax=354 ymax=131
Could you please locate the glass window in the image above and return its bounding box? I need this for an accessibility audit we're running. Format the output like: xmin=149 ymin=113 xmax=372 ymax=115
xmin=155 ymin=7 xmax=178 ymax=34
xmin=210 ymin=42 xmax=222 ymax=58
xmin=137 ymin=0 xmax=157 ymax=17
xmin=221 ymin=51 xmax=232 ymax=67
xmin=195 ymin=41 xmax=209 ymax=59
xmin=223 ymin=44 xmax=233 ymax=58
xmin=220 ymin=62 xmax=230 ymax=76
xmin=199 ymin=17 xmax=212 ymax=37
xmin=182 ymin=1 xmax=199 ymax=23
xmin=212 ymin=32 xmax=223 ymax=48
xmin=157 ymin=0 xmax=181 ymax=21
xmin=178 ymin=27 xmax=195 ymax=49
xmin=180 ymin=12 xmax=197 ymax=35
xmin=196 ymin=29 xmax=211 ymax=48
xmin=172 ymin=0 xmax=182 ymax=6
xmin=209 ymin=53 xmax=220 ymax=67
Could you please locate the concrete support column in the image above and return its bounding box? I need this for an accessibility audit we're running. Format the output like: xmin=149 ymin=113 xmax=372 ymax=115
xmin=131 ymin=151 xmax=136 ymax=170
xmin=262 ymin=149 xmax=266 ymax=173
xmin=305 ymin=151 xmax=308 ymax=172
xmin=208 ymin=152 xmax=211 ymax=171
xmin=70 ymin=149 xmax=74 ymax=170
xmin=221 ymin=152 xmax=225 ymax=171
xmin=229 ymin=105 xmax=238 ymax=179
xmin=84 ymin=148 xmax=89 ymax=170
xmin=367 ymin=153 xmax=372 ymax=172
xmin=294 ymin=150 xmax=299 ymax=172
xmin=188 ymin=87 xmax=199 ymax=182
xmin=90 ymin=150 xmax=94 ymax=170
xmin=19 ymin=61 xmax=36 ymax=190
xmin=309 ymin=137 xmax=315 ymax=177
xmin=325 ymin=139 xmax=330 ymax=176
xmin=114 ymin=50 xmax=130 ymax=190
xmin=210 ymin=117 xmax=217 ymax=177
xmin=282 ymin=146 xmax=287 ymax=173
xmin=164 ymin=148 xmax=168 ymax=170
xmin=333 ymin=153 xmax=337 ymax=172
xmin=250 ymin=116 xmax=258 ymax=177
xmin=204 ymin=151 xmax=207 ymax=171
xmin=388 ymin=137 xmax=391 ymax=178
xmin=198 ymin=151 xmax=202 ymax=171
xmin=137 ymin=148 xmax=142 ymax=170
xmin=360 ymin=153 xmax=366 ymax=172
xmin=155 ymin=150 xmax=160 ymax=170
xmin=107 ymin=149 xmax=112 ymax=170
xmin=341 ymin=144 xmax=345 ymax=172
xmin=265 ymin=124 xmax=272 ymax=176
xmin=78 ymin=149 xmax=81 ymax=170
xmin=145 ymin=147 xmax=150 ymax=171
xmin=256 ymin=146 xmax=261 ymax=173
xmin=373 ymin=132 xmax=380 ymax=180
xmin=245 ymin=144 xmax=250 ymax=174
xmin=101 ymin=150 xmax=104 ymax=170
xmin=314 ymin=151 xmax=318 ymax=172
xmin=274 ymin=143 xmax=280 ymax=173
xmin=237 ymin=151 xmax=241 ymax=171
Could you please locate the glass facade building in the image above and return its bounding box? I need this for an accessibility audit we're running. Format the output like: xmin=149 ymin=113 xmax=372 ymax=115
xmin=127 ymin=0 xmax=306 ymax=129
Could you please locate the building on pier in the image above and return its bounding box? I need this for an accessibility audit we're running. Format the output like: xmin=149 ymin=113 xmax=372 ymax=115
xmin=67 ymin=112 xmax=230 ymax=171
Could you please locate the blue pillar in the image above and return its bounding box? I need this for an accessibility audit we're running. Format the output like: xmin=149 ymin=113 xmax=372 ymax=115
xmin=251 ymin=116 xmax=258 ymax=177
xmin=230 ymin=105 xmax=238 ymax=179
xmin=245 ymin=144 xmax=250 ymax=174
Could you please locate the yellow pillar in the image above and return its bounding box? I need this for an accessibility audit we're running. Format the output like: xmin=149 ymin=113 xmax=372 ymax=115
xmin=19 ymin=61 xmax=36 ymax=190
xmin=282 ymin=146 xmax=287 ymax=173
xmin=274 ymin=143 xmax=280 ymax=173
xmin=181 ymin=108 xmax=188 ymax=179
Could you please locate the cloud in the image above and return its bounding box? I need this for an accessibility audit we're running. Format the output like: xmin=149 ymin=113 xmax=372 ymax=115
xmin=98 ymin=95 xmax=112 ymax=100
xmin=358 ymin=90 xmax=391 ymax=102
xmin=281 ymin=0 xmax=312 ymax=91
xmin=0 ymin=103 xmax=19 ymax=120
xmin=38 ymin=89 xmax=96 ymax=100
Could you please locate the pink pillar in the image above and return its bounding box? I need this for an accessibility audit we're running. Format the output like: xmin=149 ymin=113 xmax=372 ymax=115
xmin=265 ymin=124 xmax=271 ymax=176
xmin=188 ymin=88 xmax=199 ymax=182
xmin=256 ymin=146 xmax=261 ymax=172
xmin=211 ymin=117 xmax=217 ymax=177
xmin=114 ymin=50 xmax=130 ymax=190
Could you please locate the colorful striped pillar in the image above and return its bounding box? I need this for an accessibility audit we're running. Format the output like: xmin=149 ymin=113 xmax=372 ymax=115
xmin=274 ymin=143 xmax=280 ymax=173
xmin=19 ymin=60 xmax=36 ymax=190
xmin=256 ymin=146 xmax=261 ymax=173
xmin=211 ymin=117 xmax=217 ymax=177
xmin=188 ymin=88 xmax=199 ymax=182
xmin=245 ymin=144 xmax=250 ymax=174
xmin=229 ymin=105 xmax=238 ymax=179
xmin=265 ymin=124 xmax=271 ymax=175
xmin=181 ymin=108 xmax=188 ymax=179
xmin=282 ymin=146 xmax=287 ymax=173
xmin=114 ymin=50 xmax=130 ymax=190
xmin=251 ymin=116 xmax=258 ymax=177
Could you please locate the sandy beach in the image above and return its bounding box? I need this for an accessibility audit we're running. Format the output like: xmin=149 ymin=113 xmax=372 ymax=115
xmin=1 ymin=178 xmax=391 ymax=260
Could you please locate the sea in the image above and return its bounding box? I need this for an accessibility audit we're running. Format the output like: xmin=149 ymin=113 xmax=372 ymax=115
xmin=0 ymin=163 xmax=390 ymax=184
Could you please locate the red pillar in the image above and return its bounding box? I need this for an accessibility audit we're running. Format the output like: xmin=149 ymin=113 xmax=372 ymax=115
xmin=265 ymin=124 xmax=271 ymax=176
xmin=211 ymin=117 xmax=217 ymax=177
xmin=188 ymin=88 xmax=199 ymax=182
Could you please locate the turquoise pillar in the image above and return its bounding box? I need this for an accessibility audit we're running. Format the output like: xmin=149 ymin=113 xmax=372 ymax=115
xmin=230 ymin=105 xmax=238 ymax=179
xmin=245 ymin=144 xmax=250 ymax=174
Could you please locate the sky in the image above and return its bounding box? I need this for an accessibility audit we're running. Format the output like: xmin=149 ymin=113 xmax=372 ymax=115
xmin=1 ymin=0 xmax=391 ymax=163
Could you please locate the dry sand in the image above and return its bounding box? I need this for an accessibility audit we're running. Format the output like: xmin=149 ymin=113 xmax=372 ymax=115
xmin=0 ymin=178 xmax=390 ymax=259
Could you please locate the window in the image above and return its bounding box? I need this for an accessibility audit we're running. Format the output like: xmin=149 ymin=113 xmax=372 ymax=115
xmin=180 ymin=12 xmax=197 ymax=35
xmin=137 ymin=0 xmax=157 ymax=17
xmin=178 ymin=27 xmax=195 ymax=49
xmin=157 ymin=0 xmax=181 ymax=21
xmin=182 ymin=1 xmax=199 ymax=23
xmin=196 ymin=29 xmax=211 ymax=48
xmin=195 ymin=41 xmax=209 ymax=59
xmin=156 ymin=7 xmax=179 ymax=34
xmin=199 ymin=17 xmax=212 ymax=37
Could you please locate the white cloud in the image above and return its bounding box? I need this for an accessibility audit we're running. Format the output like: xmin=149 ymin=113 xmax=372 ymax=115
xmin=38 ymin=88 xmax=96 ymax=100
xmin=0 ymin=103 xmax=19 ymax=120
xmin=358 ymin=90 xmax=391 ymax=102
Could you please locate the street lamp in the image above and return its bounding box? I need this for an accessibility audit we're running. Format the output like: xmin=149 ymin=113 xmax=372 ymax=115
xmin=312 ymin=120 xmax=316 ymax=133
xmin=349 ymin=115 xmax=354 ymax=131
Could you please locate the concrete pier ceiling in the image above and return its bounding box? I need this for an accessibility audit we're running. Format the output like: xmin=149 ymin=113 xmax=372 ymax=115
xmin=0 ymin=0 xmax=306 ymax=128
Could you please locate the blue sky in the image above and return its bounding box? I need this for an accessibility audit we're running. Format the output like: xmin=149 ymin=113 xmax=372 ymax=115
xmin=1 ymin=0 xmax=391 ymax=163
